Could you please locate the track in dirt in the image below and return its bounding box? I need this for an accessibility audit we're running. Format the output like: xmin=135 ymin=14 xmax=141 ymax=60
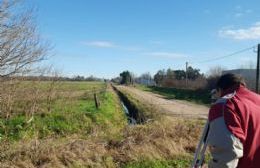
xmin=116 ymin=86 xmax=209 ymax=119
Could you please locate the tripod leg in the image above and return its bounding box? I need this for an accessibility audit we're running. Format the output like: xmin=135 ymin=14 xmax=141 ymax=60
xmin=191 ymin=120 xmax=209 ymax=168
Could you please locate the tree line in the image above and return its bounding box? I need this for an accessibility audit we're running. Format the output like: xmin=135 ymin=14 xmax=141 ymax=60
xmin=116 ymin=66 xmax=222 ymax=90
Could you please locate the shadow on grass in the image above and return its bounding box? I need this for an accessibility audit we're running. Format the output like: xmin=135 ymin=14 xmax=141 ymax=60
xmin=143 ymin=86 xmax=211 ymax=105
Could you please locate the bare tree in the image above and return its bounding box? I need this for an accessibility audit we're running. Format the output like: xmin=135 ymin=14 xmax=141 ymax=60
xmin=137 ymin=72 xmax=153 ymax=85
xmin=0 ymin=0 xmax=51 ymax=119
xmin=0 ymin=0 xmax=50 ymax=78
xmin=45 ymin=69 xmax=61 ymax=113
xmin=207 ymin=66 xmax=225 ymax=77
xmin=239 ymin=60 xmax=255 ymax=69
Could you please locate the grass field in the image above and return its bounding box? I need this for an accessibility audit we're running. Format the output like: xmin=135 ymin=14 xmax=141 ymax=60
xmin=0 ymin=81 xmax=206 ymax=168
xmin=0 ymin=81 xmax=125 ymax=141
xmin=137 ymin=85 xmax=211 ymax=105
xmin=0 ymin=81 xmax=129 ymax=167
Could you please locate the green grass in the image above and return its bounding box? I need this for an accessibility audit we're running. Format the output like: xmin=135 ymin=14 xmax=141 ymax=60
xmin=124 ymin=155 xmax=211 ymax=168
xmin=0 ymin=82 xmax=126 ymax=141
xmin=137 ymin=85 xmax=211 ymax=105
xmin=124 ymin=158 xmax=191 ymax=168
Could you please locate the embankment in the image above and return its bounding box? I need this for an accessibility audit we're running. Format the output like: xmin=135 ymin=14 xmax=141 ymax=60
xmin=112 ymin=85 xmax=146 ymax=124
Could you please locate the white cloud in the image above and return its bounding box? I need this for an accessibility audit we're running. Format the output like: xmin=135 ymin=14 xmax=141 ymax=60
xmin=219 ymin=22 xmax=260 ymax=40
xmin=82 ymin=41 xmax=142 ymax=51
xmin=143 ymin=52 xmax=187 ymax=59
xmin=83 ymin=41 xmax=117 ymax=48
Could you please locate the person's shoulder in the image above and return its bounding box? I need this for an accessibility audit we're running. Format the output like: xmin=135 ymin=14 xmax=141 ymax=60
xmin=209 ymin=102 xmax=225 ymax=122
xmin=211 ymin=92 xmax=235 ymax=108
xmin=209 ymin=92 xmax=236 ymax=122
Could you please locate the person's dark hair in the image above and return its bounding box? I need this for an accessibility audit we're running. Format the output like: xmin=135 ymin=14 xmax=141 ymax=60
xmin=216 ymin=73 xmax=246 ymax=91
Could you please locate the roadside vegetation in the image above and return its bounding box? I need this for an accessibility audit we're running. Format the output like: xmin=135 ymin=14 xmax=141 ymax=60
xmin=115 ymin=67 xmax=220 ymax=106
xmin=114 ymin=86 xmax=206 ymax=167
xmin=137 ymin=85 xmax=211 ymax=105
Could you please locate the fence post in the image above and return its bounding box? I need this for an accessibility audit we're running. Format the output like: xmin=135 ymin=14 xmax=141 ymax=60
xmin=94 ymin=92 xmax=100 ymax=109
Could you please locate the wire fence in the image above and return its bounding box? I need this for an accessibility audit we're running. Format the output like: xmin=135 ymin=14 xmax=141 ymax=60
xmin=78 ymin=84 xmax=109 ymax=109
xmin=0 ymin=80 xmax=110 ymax=119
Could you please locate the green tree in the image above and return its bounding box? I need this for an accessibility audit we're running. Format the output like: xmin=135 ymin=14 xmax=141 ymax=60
xmin=166 ymin=68 xmax=175 ymax=80
xmin=174 ymin=70 xmax=186 ymax=80
xmin=154 ymin=69 xmax=166 ymax=86
xmin=186 ymin=66 xmax=202 ymax=80
xmin=120 ymin=71 xmax=133 ymax=85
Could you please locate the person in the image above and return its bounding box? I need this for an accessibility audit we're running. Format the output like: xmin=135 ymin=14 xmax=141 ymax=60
xmin=206 ymin=73 xmax=260 ymax=168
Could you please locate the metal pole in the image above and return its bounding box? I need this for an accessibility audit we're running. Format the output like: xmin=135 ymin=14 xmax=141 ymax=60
xmin=256 ymin=44 xmax=260 ymax=93
xmin=186 ymin=62 xmax=188 ymax=87
xmin=191 ymin=120 xmax=210 ymax=168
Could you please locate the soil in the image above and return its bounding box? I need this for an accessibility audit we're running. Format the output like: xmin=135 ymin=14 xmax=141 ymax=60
xmin=116 ymin=85 xmax=209 ymax=119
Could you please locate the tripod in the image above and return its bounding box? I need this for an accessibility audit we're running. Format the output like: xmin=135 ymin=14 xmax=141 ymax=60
xmin=191 ymin=120 xmax=210 ymax=168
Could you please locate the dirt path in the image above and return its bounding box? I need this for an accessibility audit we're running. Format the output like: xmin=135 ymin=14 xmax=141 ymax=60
xmin=116 ymin=85 xmax=209 ymax=119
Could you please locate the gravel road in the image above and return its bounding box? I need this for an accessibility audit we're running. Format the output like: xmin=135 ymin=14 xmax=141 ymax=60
xmin=116 ymin=85 xmax=209 ymax=119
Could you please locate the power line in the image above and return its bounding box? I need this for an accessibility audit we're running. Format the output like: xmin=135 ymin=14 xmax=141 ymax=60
xmin=192 ymin=45 xmax=256 ymax=64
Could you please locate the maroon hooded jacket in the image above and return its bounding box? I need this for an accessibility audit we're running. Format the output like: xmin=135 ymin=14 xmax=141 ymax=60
xmin=208 ymin=85 xmax=260 ymax=168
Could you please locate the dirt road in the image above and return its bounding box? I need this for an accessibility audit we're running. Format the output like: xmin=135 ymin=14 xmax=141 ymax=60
xmin=116 ymin=86 xmax=209 ymax=119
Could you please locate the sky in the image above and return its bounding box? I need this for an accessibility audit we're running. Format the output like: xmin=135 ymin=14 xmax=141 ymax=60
xmin=26 ymin=0 xmax=260 ymax=78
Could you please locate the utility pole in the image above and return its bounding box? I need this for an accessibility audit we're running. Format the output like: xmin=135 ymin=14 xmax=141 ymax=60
xmin=186 ymin=62 xmax=188 ymax=87
xmin=256 ymin=44 xmax=260 ymax=93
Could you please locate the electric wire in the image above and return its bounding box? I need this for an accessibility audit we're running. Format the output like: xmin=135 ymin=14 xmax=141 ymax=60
xmin=190 ymin=45 xmax=256 ymax=64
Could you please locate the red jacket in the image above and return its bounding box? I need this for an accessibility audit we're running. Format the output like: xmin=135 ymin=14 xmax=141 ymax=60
xmin=208 ymin=85 xmax=260 ymax=168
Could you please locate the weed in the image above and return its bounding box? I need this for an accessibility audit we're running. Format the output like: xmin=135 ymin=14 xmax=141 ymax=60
xmin=137 ymin=85 xmax=211 ymax=105
xmin=124 ymin=158 xmax=191 ymax=168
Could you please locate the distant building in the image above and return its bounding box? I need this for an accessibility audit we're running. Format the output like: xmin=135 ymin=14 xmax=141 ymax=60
xmin=222 ymin=69 xmax=258 ymax=91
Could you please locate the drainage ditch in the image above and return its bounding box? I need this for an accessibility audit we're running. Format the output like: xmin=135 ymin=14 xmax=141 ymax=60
xmin=112 ymin=86 xmax=145 ymax=125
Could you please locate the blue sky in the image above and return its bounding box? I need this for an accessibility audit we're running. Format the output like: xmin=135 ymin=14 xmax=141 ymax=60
xmin=27 ymin=0 xmax=260 ymax=78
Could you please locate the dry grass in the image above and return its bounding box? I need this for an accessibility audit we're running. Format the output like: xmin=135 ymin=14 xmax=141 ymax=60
xmin=108 ymin=117 xmax=204 ymax=166
xmin=0 ymin=116 xmax=204 ymax=168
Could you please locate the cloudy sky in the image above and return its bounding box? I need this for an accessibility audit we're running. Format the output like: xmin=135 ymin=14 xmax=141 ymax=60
xmin=28 ymin=0 xmax=260 ymax=78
